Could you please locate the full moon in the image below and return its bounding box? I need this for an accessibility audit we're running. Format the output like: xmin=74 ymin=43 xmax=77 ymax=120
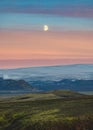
xmin=44 ymin=25 xmax=49 ymax=31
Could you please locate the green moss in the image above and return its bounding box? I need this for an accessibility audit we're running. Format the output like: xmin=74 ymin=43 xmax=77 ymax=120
xmin=0 ymin=92 xmax=93 ymax=130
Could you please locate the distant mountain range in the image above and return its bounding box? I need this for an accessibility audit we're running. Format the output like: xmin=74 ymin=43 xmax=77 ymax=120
xmin=0 ymin=64 xmax=93 ymax=81
xmin=0 ymin=64 xmax=93 ymax=92
xmin=0 ymin=77 xmax=32 ymax=91
xmin=29 ymin=79 xmax=93 ymax=91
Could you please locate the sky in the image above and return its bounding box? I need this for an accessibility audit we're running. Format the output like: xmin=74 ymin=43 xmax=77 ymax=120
xmin=0 ymin=0 xmax=93 ymax=68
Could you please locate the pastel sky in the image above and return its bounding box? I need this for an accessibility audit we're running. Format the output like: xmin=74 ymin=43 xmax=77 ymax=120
xmin=0 ymin=0 xmax=93 ymax=68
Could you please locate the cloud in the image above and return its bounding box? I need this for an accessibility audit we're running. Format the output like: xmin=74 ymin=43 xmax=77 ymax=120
xmin=3 ymin=74 xmax=10 ymax=79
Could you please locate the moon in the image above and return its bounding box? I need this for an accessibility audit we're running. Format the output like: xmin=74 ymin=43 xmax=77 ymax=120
xmin=44 ymin=25 xmax=49 ymax=31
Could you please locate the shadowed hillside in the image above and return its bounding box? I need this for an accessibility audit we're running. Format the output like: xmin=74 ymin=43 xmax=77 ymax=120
xmin=0 ymin=77 xmax=32 ymax=91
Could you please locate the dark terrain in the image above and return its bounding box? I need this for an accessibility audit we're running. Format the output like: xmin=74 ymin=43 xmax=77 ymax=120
xmin=29 ymin=79 xmax=93 ymax=91
xmin=0 ymin=77 xmax=32 ymax=91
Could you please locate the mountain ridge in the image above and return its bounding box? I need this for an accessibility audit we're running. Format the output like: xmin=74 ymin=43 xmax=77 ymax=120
xmin=0 ymin=63 xmax=93 ymax=70
xmin=0 ymin=77 xmax=33 ymax=91
xmin=0 ymin=64 xmax=93 ymax=92
xmin=0 ymin=64 xmax=93 ymax=80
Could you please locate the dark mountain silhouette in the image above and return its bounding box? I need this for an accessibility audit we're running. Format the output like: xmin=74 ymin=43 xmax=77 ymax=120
xmin=29 ymin=79 xmax=93 ymax=91
xmin=0 ymin=77 xmax=32 ymax=91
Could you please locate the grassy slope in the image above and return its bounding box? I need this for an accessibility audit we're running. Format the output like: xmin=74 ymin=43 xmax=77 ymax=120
xmin=11 ymin=90 xmax=85 ymax=101
xmin=0 ymin=90 xmax=93 ymax=130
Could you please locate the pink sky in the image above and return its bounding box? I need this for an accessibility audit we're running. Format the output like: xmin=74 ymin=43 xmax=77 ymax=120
xmin=0 ymin=30 xmax=93 ymax=68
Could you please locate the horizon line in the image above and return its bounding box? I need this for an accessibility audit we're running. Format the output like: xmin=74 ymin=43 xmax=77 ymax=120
xmin=0 ymin=63 xmax=93 ymax=70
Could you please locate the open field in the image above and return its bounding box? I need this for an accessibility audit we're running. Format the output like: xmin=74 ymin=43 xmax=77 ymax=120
xmin=0 ymin=90 xmax=93 ymax=130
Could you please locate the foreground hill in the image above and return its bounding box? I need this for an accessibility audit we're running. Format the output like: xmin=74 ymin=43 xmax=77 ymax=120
xmin=0 ymin=90 xmax=93 ymax=130
xmin=0 ymin=77 xmax=32 ymax=91
xmin=10 ymin=90 xmax=84 ymax=101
